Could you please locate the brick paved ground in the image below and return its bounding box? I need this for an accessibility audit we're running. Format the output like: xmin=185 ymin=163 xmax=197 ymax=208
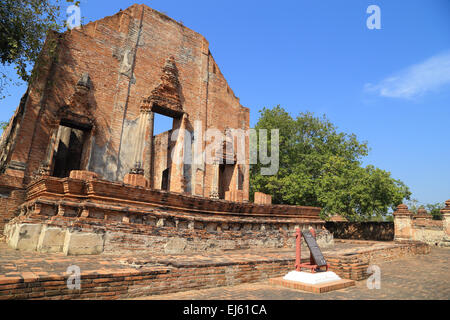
xmin=0 ymin=240 xmax=371 ymax=279
xmin=136 ymin=247 xmax=450 ymax=300
xmin=0 ymin=241 xmax=369 ymax=285
xmin=0 ymin=240 xmax=446 ymax=300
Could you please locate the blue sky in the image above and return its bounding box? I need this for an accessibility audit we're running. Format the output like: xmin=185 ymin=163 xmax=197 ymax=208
xmin=1 ymin=0 xmax=449 ymax=205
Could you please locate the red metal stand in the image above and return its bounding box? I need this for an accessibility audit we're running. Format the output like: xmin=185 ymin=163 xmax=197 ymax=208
xmin=295 ymin=227 xmax=330 ymax=273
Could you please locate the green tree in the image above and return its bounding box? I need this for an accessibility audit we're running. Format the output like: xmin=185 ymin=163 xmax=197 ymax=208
xmin=0 ymin=0 xmax=79 ymax=99
xmin=405 ymin=199 xmax=420 ymax=214
xmin=425 ymin=202 xmax=444 ymax=220
xmin=318 ymin=161 xmax=410 ymax=221
xmin=405 ymin=200 xmax=443 ymax=220
xmin=250 ymin=105 xmax=411 ymax=221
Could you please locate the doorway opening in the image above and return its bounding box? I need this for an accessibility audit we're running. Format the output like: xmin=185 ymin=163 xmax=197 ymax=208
xmin=51 ymin=123 xmax=90 ymax=178
xmin=152 ymin=112 xmax=176 ymax=191
xmin=161 ymin=168 xmax=169 ymax=190
xmin=218 ymin=163 xmax=235 ymax=199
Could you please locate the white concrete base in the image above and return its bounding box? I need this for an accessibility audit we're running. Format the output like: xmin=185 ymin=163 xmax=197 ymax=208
xmin=283 ymin=271 xmax=341 ymax=285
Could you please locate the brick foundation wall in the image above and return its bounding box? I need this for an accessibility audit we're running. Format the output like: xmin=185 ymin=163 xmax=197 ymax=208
xmin=325 ymin=222 xmax=394 ymax=241
xmin=6 ymin=215 xmax=331 ymax=255
xmin=254 ymin=192 xmax=272 ymax=205
xmin=4 ymin=175 xmax=329 ymax=255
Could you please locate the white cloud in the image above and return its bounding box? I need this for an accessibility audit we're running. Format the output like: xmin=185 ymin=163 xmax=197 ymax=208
xmin=365 ymin=50 xmax=450 ymax=99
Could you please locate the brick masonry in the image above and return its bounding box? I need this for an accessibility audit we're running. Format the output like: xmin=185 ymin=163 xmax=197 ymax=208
xmin=0 ymin=190 xmax=25 ymax=234
xmin=0 ymin=261 xmax=294 ymax=300
xmin=137 ymin=247 xmax=449 ymax=300
xmin=325 ymin=222 xmax=394 ymax=241
xmin=0 ymin=3 xmax=250 ymax=201
xmin=325 ymin=240 xmax=430 ymax=281
xmin=3 ymin=174 xmax=330 ymax=255
xmin=254 ymin=192 xmax=272 ymax=205
xmin=0 ymin=3 xmax=332 ymax=256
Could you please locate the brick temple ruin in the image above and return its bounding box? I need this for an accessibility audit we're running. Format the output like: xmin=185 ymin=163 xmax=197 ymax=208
xmin=0 ymin=4 xmax=331 ymax=255
xmin=0 ymin=4 xmax=447 ymax=301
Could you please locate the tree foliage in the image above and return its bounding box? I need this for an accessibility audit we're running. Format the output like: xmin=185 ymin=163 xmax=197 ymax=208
xmin=426 ymin=203 xmax=444 ymax=220
xmin=0 ymin=0 xmax=79 ymax=99
xmin=406 ymin=199 xmax=444 ymax=220
xmin=250 ymin=106 xmax=411 ymax=221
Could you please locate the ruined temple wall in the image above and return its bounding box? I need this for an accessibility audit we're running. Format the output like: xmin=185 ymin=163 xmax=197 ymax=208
xmin=0 ymin=9 xmax=135 ymax=187
xmin=0 ymin=4 xmax=250 ymax=200
xmin=202 ymin=54 xmax=250 ymax=199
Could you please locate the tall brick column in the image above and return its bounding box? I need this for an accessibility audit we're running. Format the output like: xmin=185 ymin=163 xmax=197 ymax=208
xmin=133 ymin=107 xmax=151 ymax=173
xmin=0 ymin=189 xmax=26 ymax=234
xmin=144 ymin=111 xmax=154 ymax=188
xmin=393 ymin=204 xmax=413 ymax=241
xmin=140 ymin=97 xmax=155 ymax=188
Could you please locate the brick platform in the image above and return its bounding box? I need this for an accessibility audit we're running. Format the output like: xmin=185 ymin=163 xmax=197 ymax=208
xmin=0 ymin=240 xmax=430 ymax=300
xmin=4 ymin=175 xmax=329 ymax=255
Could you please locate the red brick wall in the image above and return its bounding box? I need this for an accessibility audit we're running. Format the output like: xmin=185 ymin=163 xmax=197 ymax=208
xmin=325 ymin=222 xmax=394 ymax=241
xmin=0 ymin=190 xmax=25 ymax=233
xmin=0 ymin=4 xmax=250 ymax=200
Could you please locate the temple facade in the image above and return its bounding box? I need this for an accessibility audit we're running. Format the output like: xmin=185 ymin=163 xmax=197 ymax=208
xmin=0 ymin=4 xmax=330 ymax=255
xmin=0 ymin=4 xmax=250 ymax=200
